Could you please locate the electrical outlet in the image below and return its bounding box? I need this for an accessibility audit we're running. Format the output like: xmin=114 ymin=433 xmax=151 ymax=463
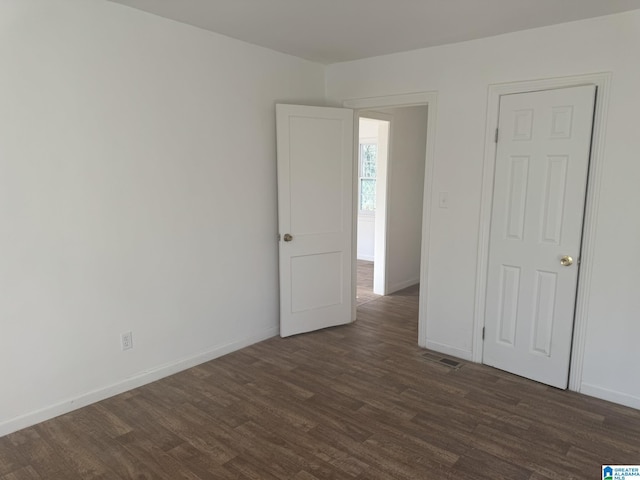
xmin=121 ymin=331 xmax=133 ymax=351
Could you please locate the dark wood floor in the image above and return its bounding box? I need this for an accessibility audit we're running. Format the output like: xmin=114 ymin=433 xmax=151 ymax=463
xmin=2 ymin=286 xmax=640 ymax=479
xmin=356 ymin=259 xmax=380 ymax=306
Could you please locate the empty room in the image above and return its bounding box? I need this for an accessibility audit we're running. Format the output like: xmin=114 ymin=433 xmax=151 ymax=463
xmin=1 ymin=1 xmax=640 ymax=479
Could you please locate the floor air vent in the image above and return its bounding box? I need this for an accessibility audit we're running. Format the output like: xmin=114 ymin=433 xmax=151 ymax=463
xmin=421 ymin=352 xmax=463 ymax=370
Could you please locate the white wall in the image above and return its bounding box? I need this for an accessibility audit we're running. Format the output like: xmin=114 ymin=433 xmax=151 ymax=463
xmin=357 ymin=217 xmax=375 ymax=261
xmin=3 ymin=2 xmax=638 ymax=437
xmin=0 ymin=0 xmax=325 ymax=435
xmin=327 ymin=10 xmax=640 ymax=408
xmin=382 ymin=106 xmax=427 ymax=293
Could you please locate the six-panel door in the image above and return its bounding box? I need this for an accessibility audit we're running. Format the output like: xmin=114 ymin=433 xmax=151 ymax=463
xmin=483 ymin=86 xmax=596 ymax=388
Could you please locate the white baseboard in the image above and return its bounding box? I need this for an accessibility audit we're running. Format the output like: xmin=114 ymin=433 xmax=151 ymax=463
xmin=0 ymin=326 xmax=278 ymax=438
xmin=357 ymin=254 xmax=374 ymax=262
xmin=580 ymin=383 xmax=640 ymax=410
xmin=387 ymin=277 xmax=419 ymax=294
xmin=424 ymin=340 xmax=473 ymax=362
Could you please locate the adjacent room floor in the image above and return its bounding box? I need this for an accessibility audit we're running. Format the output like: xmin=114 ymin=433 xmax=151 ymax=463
xmin=1 ymin=285 xmax=639 ymax=479
xmin=356 ymin=259 xmax=380 ymax=306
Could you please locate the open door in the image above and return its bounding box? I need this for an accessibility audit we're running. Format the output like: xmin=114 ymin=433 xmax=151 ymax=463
xmin=276 ymin=104 xmax=354 ymax=337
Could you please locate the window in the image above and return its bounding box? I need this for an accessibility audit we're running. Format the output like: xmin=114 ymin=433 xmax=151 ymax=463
xmin=359 ymin=143 xmax=377 ymax=212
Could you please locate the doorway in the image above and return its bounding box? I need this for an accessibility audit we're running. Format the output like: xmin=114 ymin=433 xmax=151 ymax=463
xmin=344 ymin=93 xmax=437 ymax=345
xmin=356 ymin=114 xmax=389 ymax=305
xmin=275 ymin=96 xmax=435 ymax=339
xmin=355 ymin=106 xmax=428 ymax=311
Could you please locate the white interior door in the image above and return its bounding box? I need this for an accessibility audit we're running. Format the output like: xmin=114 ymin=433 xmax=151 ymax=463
xmin=483 ymin=85 xmax=596 ymax=388
xmin=276 ymin=104 xmax=354 ymax=337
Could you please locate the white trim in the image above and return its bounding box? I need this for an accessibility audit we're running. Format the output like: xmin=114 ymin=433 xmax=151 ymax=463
xmin=580 ymin=383 xmax=640 ymax=410
xmin=0 ymin=326 xmax=278 ymax=438
xmin=375 ymin=116 xmax=391 ymax=295
xmin=343 ymin=92 xmax=438 ymax=348
xmin=473 ymin=73 xmax=612 ymax=393
xmin=351 ymin=113 xmax=359 ymax=322
xmin=344 ymin=92 xmax=435 ymax=110
xmin=568 ymin=75 xmax=612 ymax=392
xmin=425 ymin=340 xmax=473 ymax=362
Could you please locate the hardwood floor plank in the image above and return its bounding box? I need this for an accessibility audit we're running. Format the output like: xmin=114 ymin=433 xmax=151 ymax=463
xmin=2 ymin=284 xmax=639 ymax=479
xmin=0 ymin=437 xmax=27 ymax=478
xmin=356 ymin=260 xmax=380 ymax=306
xmin=32 ymin=420 xmax=116 ymax=479
xmin=0 ymin=466 xmax=42 ymax=480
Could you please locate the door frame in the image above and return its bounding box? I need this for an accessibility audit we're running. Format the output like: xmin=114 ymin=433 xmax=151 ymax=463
xmin=474 ymin=73 xmax=612 ymax=391
xmin=343 ymin=92 xmax=438 ymax=344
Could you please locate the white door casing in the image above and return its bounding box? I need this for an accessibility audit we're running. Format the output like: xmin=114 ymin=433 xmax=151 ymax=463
xmin=276 ymin=104 xmax=354 ymax=337
xmin=372 ymin=118 xmax=390 ymax=296
xmin=483 ymin=85 xmax=596 ymax=389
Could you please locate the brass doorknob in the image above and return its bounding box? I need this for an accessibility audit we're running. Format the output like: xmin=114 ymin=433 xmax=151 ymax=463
xmin=560 ymin=255 xmax=573 ymax=266
xmin=283 ymin=233 xmax=293 ymax=242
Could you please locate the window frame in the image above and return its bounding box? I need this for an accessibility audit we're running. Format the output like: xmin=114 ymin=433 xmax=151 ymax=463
xmin=358 ymin=141 xmax=378 ymax=215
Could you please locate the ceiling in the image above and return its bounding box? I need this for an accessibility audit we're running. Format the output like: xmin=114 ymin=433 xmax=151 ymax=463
xmin=108 ymin=0 xmax=640 ymax=64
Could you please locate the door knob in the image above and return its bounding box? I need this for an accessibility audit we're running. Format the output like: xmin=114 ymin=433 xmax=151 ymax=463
xmin=560 ymin=255 xmax=573 ymax=266
xmin=283 ymin=233 xmax=293 ymax=242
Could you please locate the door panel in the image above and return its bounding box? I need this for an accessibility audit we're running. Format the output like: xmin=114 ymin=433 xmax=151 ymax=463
xmin=291 ymin=252 xmax=343 ymax=313
xmin=483 ymin=85 xmax=596 ymax=388
xmin=497 ymin=265 xmax=520 ymax=346
xmin=276 ymin=104 xmax=353 ymax=337
xmin=289 ymin=116 xmax=345 ymax=235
